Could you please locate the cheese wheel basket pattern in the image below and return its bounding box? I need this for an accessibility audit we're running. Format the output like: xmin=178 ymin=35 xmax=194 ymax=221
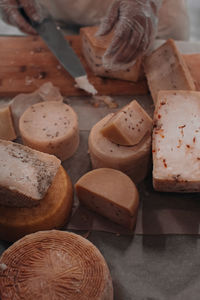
xmin=0 ymin=230 xmax=113 ymax=300
xmin=19 ymin=101 xmax=79 ymax=161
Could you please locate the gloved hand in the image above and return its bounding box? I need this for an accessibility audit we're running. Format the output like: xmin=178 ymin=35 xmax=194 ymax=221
xmin=97 ymin=0 xmax=162 ymax=68
xmin=0 ymin=0 xmax=43 ymax=35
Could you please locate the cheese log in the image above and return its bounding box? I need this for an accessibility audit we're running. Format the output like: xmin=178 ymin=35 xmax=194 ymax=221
xmin=75 ymin=168 xmax=139 ymax=229
xmin=0 ymin=102 xmax=16 ymax=141
xmin=19 ymin=101 xmax=79 ymax=161
xmin=153 ymin=90 xmax=200 ymax=193
xmin=88 ymin=114 xmax=151 ymax=183
xmin=0 ymin=230 xmax=113 ymax=300
xmin=0 ymin=166 xmax=73 ymax=242
xmin=10 ymin=82 xmax=63 ymax=135
xmin=144 ymin=39 xmax=196 ymax=104
xmin=81 ymin=26 xmax=143 ymax=82
xmin=0 ymin=139 xmax=61 ymax=207
xmin=183 ymin=54 xmax=200 ymax=91
xmin=101 ymin=100 xmax=152 ymax=146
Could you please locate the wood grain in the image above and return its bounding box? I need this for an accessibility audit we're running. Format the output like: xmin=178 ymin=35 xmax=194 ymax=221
xmin=0 ymin=35 xmax=148 ymax=97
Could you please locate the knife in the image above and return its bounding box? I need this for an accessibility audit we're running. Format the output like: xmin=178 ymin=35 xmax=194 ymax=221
xmin=20 ymin=8 xmax=97 ymax=95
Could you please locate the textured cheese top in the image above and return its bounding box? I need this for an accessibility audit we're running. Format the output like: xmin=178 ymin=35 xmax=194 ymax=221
xmin=153 ymin=90 xmax=200 ymax=181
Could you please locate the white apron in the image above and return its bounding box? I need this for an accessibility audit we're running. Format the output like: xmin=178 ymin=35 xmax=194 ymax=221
xmin=41 ymin=0 xmax=190 ymax=40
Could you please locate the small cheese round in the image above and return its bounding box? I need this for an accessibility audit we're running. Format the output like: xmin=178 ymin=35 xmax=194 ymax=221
xmin=88 ymin=114 xmax=152 ymax=183
xmin=19 ymin=101 xmax=79 ymax=161
xmin=0 ymin=230 xmax=113 ymax=300
xmin=0 ymin=166 xmax=73 ymax=242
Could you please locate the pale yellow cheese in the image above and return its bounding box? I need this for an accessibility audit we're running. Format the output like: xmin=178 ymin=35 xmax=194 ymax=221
xmin=101 ymin=100 xmax=152 ymax=146
xmin=89 ymin=114 xmax=151 ymax=183
xmin=19 ymin=101 xmax=79 ymax=161
xmin=144 ymin=39 xmax=196 ymax=104
xmin=0 ymin=103 xmax=16 ymax=141
xmin=76 ymin=168 xmax=139 ymax=229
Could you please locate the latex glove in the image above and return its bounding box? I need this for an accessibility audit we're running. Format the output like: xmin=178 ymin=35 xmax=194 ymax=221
xmin=0 ymin=0 xmax=43 ymax=35
xmin=97 ymin=0 xmax=162 ymax=68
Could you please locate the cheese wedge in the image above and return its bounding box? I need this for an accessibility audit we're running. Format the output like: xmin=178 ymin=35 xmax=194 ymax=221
xmin=0 ymin=166 xmax=73 ymax=242
xmin=153 ymin=90 xmax=200 ymax=193
xmin=76 ymin=168 xmax=139 ymax=229
xmin=183 ymin=54 xmax=200 ymax=91
xmin=0 ymin=140 xmax=61 ymax=208
xmin=101 ymin=100 xmax=152 ymax=146
xmin=19 ymin=101 xmax=79 ymax=161
xmin=89 ymin=114 xmax=151 ymax=183
xmin=144 ymin=39 xmax=196 ymax=104
xmin=0 ymin=230 xmax=113 ymax=299
xmin=81 ymin=26 xmax=143 ymax=82
xmin=0 ymin=102 xmax=16 ymax=141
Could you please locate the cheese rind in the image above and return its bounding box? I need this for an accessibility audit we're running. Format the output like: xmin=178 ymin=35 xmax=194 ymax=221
xmin=81 ymin=26 xmax=143 ymax=82
xmin=144 ymin=39 xmax=196 ymax=104
xmin=0 ymin=104 xmax=16 ymax=141
xmin=101 ymin=100 xmax=152 ymax=146
xmin=0 ymin=139 xmax=61 ymax=207
xmin=0 ymin=230 xmax=113 ymax=299
xmin=19 ymin=101 xmax=79 ymax=161
xmin=88 ymin=114 xmax=151 ymax=183
xmin=0 ymin=166 xmax=73 ymax=242
xmin=153 ymin=90 xmax=200 ymax=193
xmin=75 ymin=168 xmax=139 ymax=229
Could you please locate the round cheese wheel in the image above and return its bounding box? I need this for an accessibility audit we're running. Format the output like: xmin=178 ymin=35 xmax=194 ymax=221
xmin=19 ymin=101 xmax=79 ymax=161
xmin=0 ymin=166 xmax=73 ymax=242
xmin=89 ymin=114 xmax=151 ymax=183
xmin=0 ymin=230 xmax=113 ymax=300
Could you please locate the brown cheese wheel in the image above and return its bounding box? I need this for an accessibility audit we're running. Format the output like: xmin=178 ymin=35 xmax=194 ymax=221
xmin=0 ymin=166 xmax=73 ymax=242
xmin=19 ymin=101 xmax=79 ymax=161
xmin=0 ymin=230 xmax=113 ymax=300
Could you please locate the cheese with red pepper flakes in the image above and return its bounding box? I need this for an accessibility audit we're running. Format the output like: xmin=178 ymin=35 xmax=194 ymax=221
xmin=153 ymin=90 xmax=200 ymax=193
xmin=144 ymin=39 xmax=196 ymax=104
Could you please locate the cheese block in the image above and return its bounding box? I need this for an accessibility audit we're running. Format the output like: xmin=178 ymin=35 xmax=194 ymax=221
xmin=153 ymin=90 xmax=200 ymax=193
xmin=81 ymin=26 xmax=143 ymax=82
xmin=101 ymin=100 xmax=152 ymax=146
xmin=0 ymin=166 xmax=73 ymax=242
xmin=0 ymin=102 xmax=16 ymax=141
xmin=144 ymin=39 xmax=196 ymax=104
xmin=10 ymin=82 xmax=63 ymax=135
xmin=0 ymin=139 xmax=61 ymax=208
xmin=75 ymin=168 xmax=139 ymax=229
xmin=183 ymin=54 xmax=200 ymax=91
xmin=19 ymin=101 xmax=79 ymax=161
xmin=0 ymin=230 xmax=113 ymax=299
xmin=88 ymin=114 xmax=151 ymax=183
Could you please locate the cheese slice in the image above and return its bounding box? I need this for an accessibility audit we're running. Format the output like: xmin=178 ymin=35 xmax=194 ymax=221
xmin=0 ymin=139 xmax=61 ymax=207
xmin=19 ymin=101 xmax=79 ymax=161
xmin=0 ymin=102 xmax=16 ymax=141
xmin=153 ymin=90 xmax=200 ymax=192
xmin=183 ymin=54 xmax=200 ymax=91
xmin=76 ymin=168 xmax=139 ymax=229
xmin=81 ymin=26 xmax=144 ymax=82
xmin=101 ymin=100 xmax=152 ymax=146
xmin=0 ymin=230 xmax=113 ymax=300
xmin=0 ymin=166 xmax=73 ymax=242
xmin=89 ymin=114 xmax=151 ymax=183
xmin=144 ymin=39 xmax=196 ymax=104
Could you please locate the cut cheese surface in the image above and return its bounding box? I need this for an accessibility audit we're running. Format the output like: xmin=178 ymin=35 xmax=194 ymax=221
xmin=81 ymin=26 xmax=143 ymax=82
xmin=0 ymin=139 xmax=61 ymax=207
xmin=76 ymin=168 xmax=139 ymax=229
xmin=89 ymin=114 xmax=151 ymax=183
xmin=0 ymin=103 xmax=16 ymax=141
xmin=19 ymin=101 xmax=79 ymax=161
xmin=0 ymin=230 xmax=113 ymax=299
xmin=144 ymin=39 xmax=196 ymax=104
xmin=183 ymin=54 xmax=200 ymax=91
xmin=101 ymin=100 xmax=152 ymax=146
xmin=0 ymin=166 xmax=73 ymax=242
xmin=153 ymin=90 xmax=200 ymax=192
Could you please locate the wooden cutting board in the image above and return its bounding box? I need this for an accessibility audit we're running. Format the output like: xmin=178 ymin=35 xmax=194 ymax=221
xmin=0 ymin=35 xmax=148 ymax=97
